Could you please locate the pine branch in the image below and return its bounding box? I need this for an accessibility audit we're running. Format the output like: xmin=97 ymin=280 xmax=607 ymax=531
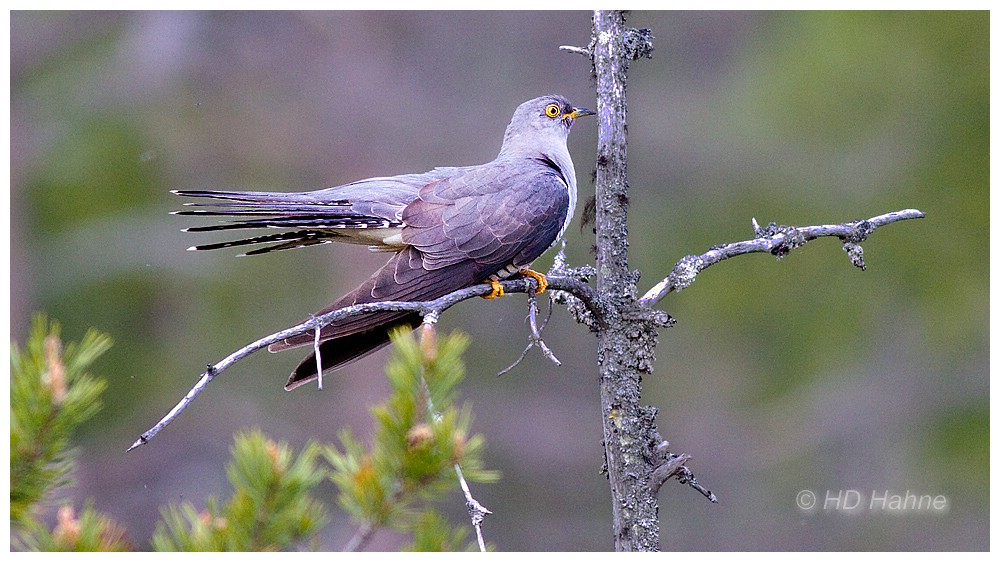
xmin=10 ymin=314 xmax=131 ymax=552
xmin=326 ymin=327 xmax=498 ymax=551
xmin=151 ymin=429 xmax=328 ymax=551
xmin=10 ymin=314 xmax=111 ymax=525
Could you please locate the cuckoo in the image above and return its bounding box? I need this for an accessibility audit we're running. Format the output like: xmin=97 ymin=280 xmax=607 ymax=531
xmin=175 ymin=95 xmax=594 ymax=390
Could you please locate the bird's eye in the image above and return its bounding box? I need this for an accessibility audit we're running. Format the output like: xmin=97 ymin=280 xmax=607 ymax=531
xmin=544 ymin=103 xmax=561 ymax=118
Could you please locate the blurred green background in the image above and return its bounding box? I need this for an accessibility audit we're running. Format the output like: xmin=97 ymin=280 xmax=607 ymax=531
xmin=9 ymin=11 xmax=988 ymax=551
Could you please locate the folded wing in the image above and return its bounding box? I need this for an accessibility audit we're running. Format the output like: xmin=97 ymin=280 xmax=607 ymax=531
xmin=275 ymin=160 xmax=571 ymax=388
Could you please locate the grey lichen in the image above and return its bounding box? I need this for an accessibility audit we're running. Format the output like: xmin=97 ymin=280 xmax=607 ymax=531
xmin=670 ymin=255 xmax=703 ymax=292
xmin=843 ymin=242 xmax=867 ymax=270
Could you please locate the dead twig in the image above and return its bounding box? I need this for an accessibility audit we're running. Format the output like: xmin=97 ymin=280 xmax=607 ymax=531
xmin=497 ymin=290 xmax=561 ymax=376
xmin=639 ymin=208 xmax=926 ymax=306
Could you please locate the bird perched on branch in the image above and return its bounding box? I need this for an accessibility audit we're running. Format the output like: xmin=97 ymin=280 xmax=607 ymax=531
xmin=175 ymin=95 xmax=594 ymax=390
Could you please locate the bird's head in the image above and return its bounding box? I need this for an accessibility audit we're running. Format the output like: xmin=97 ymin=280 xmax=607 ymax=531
xmin=499 ymin=95 xmax=595 ymax=158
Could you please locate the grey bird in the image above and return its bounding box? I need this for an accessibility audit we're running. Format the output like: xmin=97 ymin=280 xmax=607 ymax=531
xmin=174 ymin=95 xmax=594 ymax=390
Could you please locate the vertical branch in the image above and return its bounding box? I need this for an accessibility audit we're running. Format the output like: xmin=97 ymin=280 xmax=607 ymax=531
xmin=593 ymin=11 xmax=634 ymax=299
xmin=591 ymin=11 xmax=660 ymax=551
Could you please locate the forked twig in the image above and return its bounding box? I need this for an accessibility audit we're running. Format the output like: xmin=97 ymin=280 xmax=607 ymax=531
xmin=455 ymin=462 xmax=491 ymax=552
xmin=497 ymin=292 xmax=561 ymax=376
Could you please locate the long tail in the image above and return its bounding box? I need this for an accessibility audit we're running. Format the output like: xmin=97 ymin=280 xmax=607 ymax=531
xmin=173 ymin=189 xmax=401 ymax=255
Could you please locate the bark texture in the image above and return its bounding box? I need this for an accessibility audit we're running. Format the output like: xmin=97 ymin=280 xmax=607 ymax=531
xmin=591 ymin=10 xmax=663 ymax=552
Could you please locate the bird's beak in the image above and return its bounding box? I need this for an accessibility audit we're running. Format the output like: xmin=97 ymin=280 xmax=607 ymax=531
xmin=564 ymin=106 xmax=596 ymax=121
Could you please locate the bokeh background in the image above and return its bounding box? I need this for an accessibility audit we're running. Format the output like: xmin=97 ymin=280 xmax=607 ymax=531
xmin=9 ymin=11 xmax=988 ymax=551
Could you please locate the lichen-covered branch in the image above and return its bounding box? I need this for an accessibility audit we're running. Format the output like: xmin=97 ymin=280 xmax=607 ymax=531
xmin=639 ymin=208 xmax=926 ymax=306
xmin=590 ymin=10 xmax=663 ymax=552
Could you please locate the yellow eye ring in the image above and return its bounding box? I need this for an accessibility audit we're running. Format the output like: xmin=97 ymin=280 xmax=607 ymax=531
xmin=544 ymin=103 xmax=561 ymax=118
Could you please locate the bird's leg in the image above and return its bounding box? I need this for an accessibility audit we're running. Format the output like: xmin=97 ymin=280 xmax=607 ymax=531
xmin=519 ymin=269 xmax=548 ymax=294
xmin=482 ymin=278 xmax=505 ymax=300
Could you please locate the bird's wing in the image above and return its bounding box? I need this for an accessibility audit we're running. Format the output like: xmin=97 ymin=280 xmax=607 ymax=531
xmin=403 ymin=159 xmax=571 ymax=273
xmin=278 ymin=159 xmax=572 ymax=389
xmin=272 ymin=159 xmax=570 ymax=355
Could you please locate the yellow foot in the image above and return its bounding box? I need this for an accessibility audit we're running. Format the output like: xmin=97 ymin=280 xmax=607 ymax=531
xmin=520 ymin=269 xmax=548 ymax=294
xmin=482 ymin=278 xmax=505 ymax=299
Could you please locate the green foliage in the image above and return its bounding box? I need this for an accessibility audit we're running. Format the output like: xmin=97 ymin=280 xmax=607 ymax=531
xmin=405 ymin=509 xmax=473 ymax=552
xmin=11 ymin=317 xmax=495 ymax=551
xmin=10 ymin=314 xmax=111 ymax=525
xmin=10 ymin=314 xmax=129 ymax=551
xmin=327 ymin=327 xmax=499 ymax=550
xmin=13 ymin=501 xmax=131 ymax=552
xmin=151 ymin=430 xmax=328 ymax=551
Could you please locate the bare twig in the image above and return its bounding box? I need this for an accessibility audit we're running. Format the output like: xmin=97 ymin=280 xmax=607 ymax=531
xmin=559 ymin=44 xmax=592 ymax=57
xmin=648 ymin=441 xmax=717 ymax=503
xmin=313 ymin=325 xmax=324 ymax=390
xmin=128 ymin=275 xmax=602 ymax=452
xmin=496 ymin=292 xmax=561 ymax=376
xmin=648 ymin=452 xmax=690 ymax=495
xmin=455 ymin=462 xmax=491 ymax=552
xmin=675 ymin=465 xmax=717 ymax=504
xmin=495 ymin=342 xmax=532 ymax=377
xmin=527 ymin=294 xmax=560 ymax=366
xmin=639 ymin=208 xmax=926 ymax=306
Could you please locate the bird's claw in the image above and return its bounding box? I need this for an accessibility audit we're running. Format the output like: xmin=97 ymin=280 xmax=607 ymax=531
xmin=482 ymin=270 xmax=547 ymax=300
xmin=482 ymin=279 xmax=505 ymax=299
xmin=520 ymin=269 xmax=548 ymax=294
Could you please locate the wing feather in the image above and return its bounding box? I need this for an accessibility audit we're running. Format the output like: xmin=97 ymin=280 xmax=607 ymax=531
xmin=403 ymin=161 xmax=570 ymax=275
